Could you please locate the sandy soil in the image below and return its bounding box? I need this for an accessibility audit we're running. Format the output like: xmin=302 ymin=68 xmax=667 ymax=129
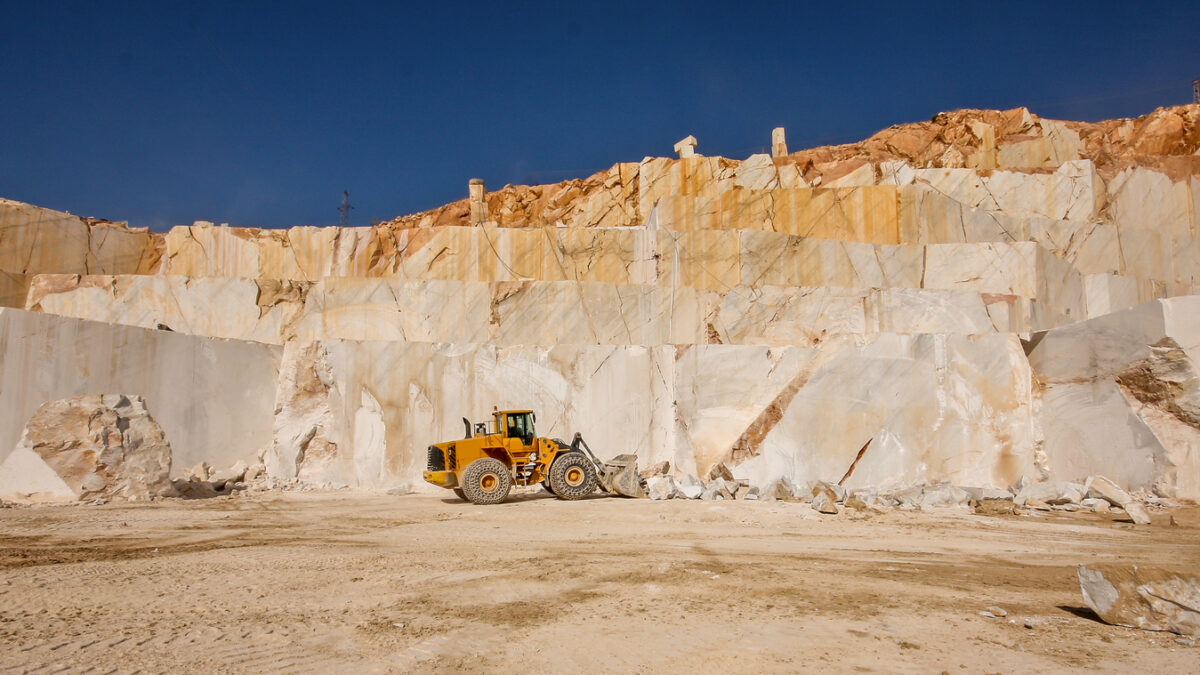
xmin=0 ymin=489 xmax=1197 ymax=674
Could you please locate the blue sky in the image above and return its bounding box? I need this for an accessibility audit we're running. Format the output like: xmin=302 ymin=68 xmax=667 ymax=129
xmin=2 ymin=1 xmax=1197 ymax=230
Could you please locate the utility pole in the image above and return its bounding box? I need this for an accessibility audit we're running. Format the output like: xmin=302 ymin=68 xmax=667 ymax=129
xmin=338 ymin=190 xmax=354 ymax=228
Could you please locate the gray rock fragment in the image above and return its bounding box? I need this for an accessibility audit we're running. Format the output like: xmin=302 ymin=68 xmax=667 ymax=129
xmin=1009 ymin=475 xmax=1033 ymax=495
xmin=812 ymin=491 xmax=839 ymax=514
xmin=960 ymin=486 xmax=1014 ymax=502
xmin=700 ymin=479 xmax=726 ymax=500
xmin=676 ymin=475 xmax=703 ymax=499
xmin=1122 ymin=503 xmax=1153 ymax=525
xmin=844 ymin=490 xmax=876 ymax=510
xmin=919 ymin=484 xmax=970 ymax=509
xmin=187 ymin=461 xmax=211 ymax=482
xmin=1086 ymin=475 xmax=1151 ymax=524
xmin=725 ymin=481 xmax=741 ymax=500
xmin=646 ymin=475 xmax=676 ymax=500
xmin=706 ymin=462 xmax=735 ymax=483
xmin=765 ymin=476 xmax=803 ymax=501
xmin=210 ymin=460 xmax=249 ymax=489
xmin=639 ymin=461 xmax=671 ymax=479
xmin=893 ymin=486 xmax=924 ymax=509
xmin=243 ymin=462 xmax=266 ymax=483
xmin=1014 ymin=481 xmax=1085 ymax=507
xmin=810 ymin=480 xmax=845 ymax=503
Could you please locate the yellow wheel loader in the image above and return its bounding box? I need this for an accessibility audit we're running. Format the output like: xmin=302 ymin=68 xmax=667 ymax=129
xmin=422 ymin=408 xmax=645 ymax=505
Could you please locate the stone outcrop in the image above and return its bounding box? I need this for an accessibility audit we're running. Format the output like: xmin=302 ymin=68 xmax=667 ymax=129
xmin=0 ymin=395 xmax=171 ymax=502
xmin=1078 ymin=565 xmax=1200 ymax=636
xmin=0 ymin=199 xmax=160 ymax=275
xmin=1 ymin=105 xmax=1199 ymax=497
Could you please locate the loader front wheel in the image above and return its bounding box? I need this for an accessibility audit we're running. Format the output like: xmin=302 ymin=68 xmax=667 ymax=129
xmin=461 ymin=458 xmax=512 ymax=505
xmin=549 ymin=451 xmax=597 ymax=500
xmin=452 ymin=488 xmax=468 ymax=501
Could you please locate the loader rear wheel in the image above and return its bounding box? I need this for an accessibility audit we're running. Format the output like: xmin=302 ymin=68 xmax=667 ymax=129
xmin=452 ymin=488 xmax=468 ymax=501
xmin=549 ymin=451 xmax=597 ymax=500
xmin=461 ymin=458 xmax=512 ymax=505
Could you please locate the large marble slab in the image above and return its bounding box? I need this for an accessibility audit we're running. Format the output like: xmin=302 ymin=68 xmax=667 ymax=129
xmin=1028 ymin=297 xmax=1200 ymax=499
xmin=0 ymin=309 xmax=280 ymax=476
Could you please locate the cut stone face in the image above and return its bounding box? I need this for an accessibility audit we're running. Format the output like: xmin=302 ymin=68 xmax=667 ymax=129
xmin=1028 ymin=297 xmax=1200 ymax=499
xmin=0 ymin=309 xmax=280 ymax=478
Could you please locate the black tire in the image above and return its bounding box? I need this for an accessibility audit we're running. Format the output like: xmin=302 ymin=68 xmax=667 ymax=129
xmin=460 ymin=458 xmax=512 ymax=505
xmin=452 ymin=488 xmax=468 ymax=501
xmin=549 ymin=451 xmax=597 ymax=500
xmin=541 ymin=480 xmax=556 ymax=495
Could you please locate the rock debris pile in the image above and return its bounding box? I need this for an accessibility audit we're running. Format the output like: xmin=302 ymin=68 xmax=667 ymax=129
xmin=640 ymin=460 xmax=1167 ymax=523
xmin=1 ymin=105 xmax=1199 ymax=502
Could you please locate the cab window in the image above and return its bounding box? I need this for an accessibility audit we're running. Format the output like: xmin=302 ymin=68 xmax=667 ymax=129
xmin=506 ymin=413 xmax=533 ymax=441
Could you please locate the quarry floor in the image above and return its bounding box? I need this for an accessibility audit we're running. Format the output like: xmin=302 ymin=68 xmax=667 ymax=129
xmin=0 ymin=491 xmax=1197 ymax=674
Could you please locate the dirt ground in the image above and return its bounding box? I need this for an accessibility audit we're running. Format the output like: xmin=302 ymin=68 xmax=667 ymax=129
xmin=0 ymin=489 xmax=1197 ymax=674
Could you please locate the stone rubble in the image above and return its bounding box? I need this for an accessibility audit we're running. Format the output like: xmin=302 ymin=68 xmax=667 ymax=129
xmin=1086 ymin=475 xmax=1152 ymax=524
xmin=699 ymin=478 xmax=726 ymax=501
xmin=811 ymin=491 xmax=839 ymax=515
xmin=918 ymin=484 xmax=970 ymax=509
xmin=646 ymin=475 xmax=677 ymax=500
xmin=844 ymin=490 xmax=877 ymax=511
xmin=210 ymin=460 xmax=249 ymax=490
xmin=675 ymin=475 xmax=704 ymax=500
xmin=186 ymin=462 xmax=211 ymax=482
xmin=1014 ymin=481 xmax=1086 ymax=507
xmin=639 ymin=461 xmax=671 ymax=479
xmin=811 ymin=481 xmax=841 ymax=503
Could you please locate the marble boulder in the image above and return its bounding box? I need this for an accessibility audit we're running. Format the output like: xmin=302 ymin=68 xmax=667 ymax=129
xmin=0 ymin=394 xmax=172 ymax=502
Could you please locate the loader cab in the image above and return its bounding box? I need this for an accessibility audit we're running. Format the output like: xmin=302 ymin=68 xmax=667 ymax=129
xmin=500 ymin=410 xmax=535 ymax=446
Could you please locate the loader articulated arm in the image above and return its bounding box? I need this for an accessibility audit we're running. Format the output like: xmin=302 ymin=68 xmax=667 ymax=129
xmin=569 ymin=432 xmax=603 ymax=466
xmin=569 ymin=432 xmax=646 ymax=498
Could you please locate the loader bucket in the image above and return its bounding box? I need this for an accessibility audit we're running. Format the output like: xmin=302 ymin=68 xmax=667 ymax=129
xmin=598 ymin=454 xmax=646 ymax=498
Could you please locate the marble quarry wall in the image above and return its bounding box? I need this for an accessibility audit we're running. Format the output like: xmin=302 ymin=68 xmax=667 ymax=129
xmin=1 ymin=105 xmax=1199 ymax=500
xmin=265 ymin=334 xmax=1034 ymax=491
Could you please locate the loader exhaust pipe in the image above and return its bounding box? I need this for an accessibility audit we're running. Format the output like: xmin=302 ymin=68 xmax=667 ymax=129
xmin=463 ymin=417 xmax=473 ymax=439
